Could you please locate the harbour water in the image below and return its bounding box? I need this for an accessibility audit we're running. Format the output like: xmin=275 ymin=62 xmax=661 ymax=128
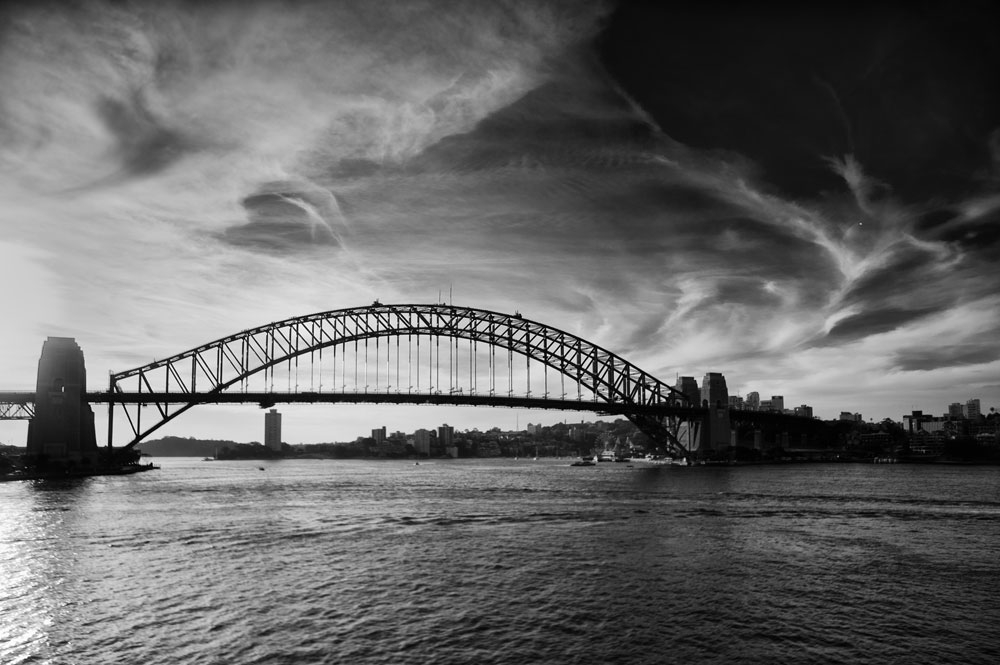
xmin=2 ymin=459 xmax=998 ymax=664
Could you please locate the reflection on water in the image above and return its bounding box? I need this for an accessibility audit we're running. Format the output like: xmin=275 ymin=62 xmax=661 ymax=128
xmin=1 ymin=478 xmax=94 ymax=664
xmin=1 ymin=460 xmax=999 ymax=664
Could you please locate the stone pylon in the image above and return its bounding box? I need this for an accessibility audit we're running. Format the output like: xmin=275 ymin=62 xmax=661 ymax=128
xmin=26 ymin=337 xmax=98 ymax=464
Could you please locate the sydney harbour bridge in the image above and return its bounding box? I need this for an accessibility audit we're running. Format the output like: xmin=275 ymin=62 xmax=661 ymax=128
xmin=1 ymin=303 xmax=818 ymax=464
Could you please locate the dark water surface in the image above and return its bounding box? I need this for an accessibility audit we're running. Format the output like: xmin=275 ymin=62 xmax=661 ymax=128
xmin=2 ymin=459 xmax=998 ymax=664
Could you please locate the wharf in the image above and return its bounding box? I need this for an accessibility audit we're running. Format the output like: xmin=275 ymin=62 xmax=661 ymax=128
xmin=0 ymin=463 xmax=159 ymax=483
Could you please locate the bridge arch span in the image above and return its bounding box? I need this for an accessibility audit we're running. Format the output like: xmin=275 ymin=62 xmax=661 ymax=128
xmin=108 ymin=304 xmax=691 ymax=452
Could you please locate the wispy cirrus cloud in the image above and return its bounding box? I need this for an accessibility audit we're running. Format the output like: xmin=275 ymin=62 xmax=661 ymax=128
xmin=1 ymin=0 xmax=999 ymax=445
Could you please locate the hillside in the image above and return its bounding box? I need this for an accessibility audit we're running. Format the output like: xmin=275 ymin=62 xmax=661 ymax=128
xmin=136 ymin=436 xmax=252 ymax=457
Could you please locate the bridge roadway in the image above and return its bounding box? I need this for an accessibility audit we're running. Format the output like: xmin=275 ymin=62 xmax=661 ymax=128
xmin=4 ymin=390 xmax=819 ymax=427
xmin=0 ymin=392 xmax=35 ymax=404
xmin=88 ymin=391 xmax=709 ymax=419
xmin=0 ymin=392 xmax=35 ymax=420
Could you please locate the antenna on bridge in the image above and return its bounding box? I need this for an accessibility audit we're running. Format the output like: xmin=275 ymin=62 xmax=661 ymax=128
xmin=449 ymin=283 xmax=453 ymax=306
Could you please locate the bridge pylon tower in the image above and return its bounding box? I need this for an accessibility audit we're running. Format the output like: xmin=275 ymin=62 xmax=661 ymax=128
xmin=26 ymin=337 xmax=99 ymax=465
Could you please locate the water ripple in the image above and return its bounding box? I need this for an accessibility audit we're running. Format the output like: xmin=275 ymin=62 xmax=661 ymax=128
xmin=2 ymin=460 xmax=999 ymax=664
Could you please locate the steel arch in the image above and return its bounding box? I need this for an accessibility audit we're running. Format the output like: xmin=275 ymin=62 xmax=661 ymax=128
xmin=108 ymin=303 xmax=691 ymax=451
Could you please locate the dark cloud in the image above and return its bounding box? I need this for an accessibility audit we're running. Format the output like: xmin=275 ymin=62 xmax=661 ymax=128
xmin=837 ymin=245 xmax=943 ymax=309
xmin=406 ymin=71 xmax=658 ymax=176
xmin=826 ymin=307 xmax=938 ymax=342
xmin=328 ymin=158 xmax=383 ymax=179
xmin=96 ymin=91 xmax=195 ymax=177
xmin=916 ymin=205 xmax=1000 ymax=260
xmin=394 ymin=69 xmax=831 ymax=262
xmin=892 ymin=343 xmax=1000 ymax=372
xmin=599 ymin=1 xmax=1000 ymax=203
xmin=220 ymin=181 xmax=343 ymax=252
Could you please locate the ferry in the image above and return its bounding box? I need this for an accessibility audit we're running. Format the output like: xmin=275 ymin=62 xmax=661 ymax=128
xmin=629 ymin=454 xmax=688 ymax=466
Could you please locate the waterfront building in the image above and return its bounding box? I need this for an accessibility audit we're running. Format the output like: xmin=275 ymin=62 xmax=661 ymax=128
xmin=264 ymin=409 xmax=282 ymax=451
xmin=965 ymin=399 xmax=981 ymax=420
xmin=700 ymin=372 xmax=729 ymax=409
xmin=745 ymin=392 xmax=760 ymax=411
xmin=859 ymin=432 xmax=892 ymax=449
xmin=371 ymin=426 xmax=386 ymax=445
xmin=903 ymin=410 xmax=942 ymax=434
xmin=438 ymin=424 xmax=455 ymax=448
xmin=413 ymin=429 xmax=431 ymax=456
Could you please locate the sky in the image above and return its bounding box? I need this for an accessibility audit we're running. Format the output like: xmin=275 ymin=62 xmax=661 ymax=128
xmin=2 ymin=0 xmax=999 ymax=445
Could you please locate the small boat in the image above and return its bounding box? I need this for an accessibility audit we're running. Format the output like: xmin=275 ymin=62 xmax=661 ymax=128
xmin=571 ymin=459 xmax=595 ymax=467
xmin=258 ymin=466 xmax=265 ymax=471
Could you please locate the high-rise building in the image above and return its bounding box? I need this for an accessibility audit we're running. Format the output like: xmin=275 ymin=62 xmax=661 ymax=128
xmin=675 ymin=376 xmax=700 ymax=405
xmin=264 ymin=409 xmax=282 ymax=451
xmin=728 ymin=395 xmax=744 ymax=410
xmin=413 ymin=429 xmax=431 ymax=456
xmin=794 ymin=405 xmax=813 ymax=418
xmin=770 ymin=395 xmax=784 ymax=413
xmin=965 ymin=399 xmax=982 ymax=420
xmin=438 ymin=424 xmax=454 ymax=448
xmin=701 ymin=373 xmax=729 ymax=409
xmin=745 ymin=392 xmax=760 ymax=411
xmin=949 ymin=403 xmax=964 ymax=419
xmin=371 ymin=427 xmax=386 ymax=445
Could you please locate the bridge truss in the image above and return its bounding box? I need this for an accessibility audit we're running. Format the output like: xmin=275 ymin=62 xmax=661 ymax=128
xmin=0 ymin=393 xmax=35 ymax=420
xmin=104 ymin=303 xmax=694 ymax=452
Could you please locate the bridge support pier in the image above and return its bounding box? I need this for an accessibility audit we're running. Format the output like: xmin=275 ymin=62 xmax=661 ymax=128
xmin=673 ymin=406 xmax=733 ymax=458
xmin=26 ymin=337 xmax=99 ymax=466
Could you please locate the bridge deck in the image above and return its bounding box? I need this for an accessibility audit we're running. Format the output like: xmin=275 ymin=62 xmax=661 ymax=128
xmin=0 ymin=392 xmax=37 ymax=404
xmin=87 ymin=391 xmax=709 ymax=418
xmin=5 ymin=390 xmax=819 ymax=425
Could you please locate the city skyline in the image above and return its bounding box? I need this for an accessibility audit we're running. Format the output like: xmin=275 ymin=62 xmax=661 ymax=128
xmin=2 ymin=1 xmax=999 ymax=444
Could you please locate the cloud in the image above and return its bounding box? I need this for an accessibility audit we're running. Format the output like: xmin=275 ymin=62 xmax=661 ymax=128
xmin=916 ymin=198 xmax=1000 ymax=261
xmin=825 ymin=307 xmax=938 ymax=342
xmin=893 ymin=344 xmax=1000 ymax=373
xmin=2 ymin=0 xmax=1000 ymax=445
xmin=92 ymin=90 xmax=199 ymax=179
xmin=222 ymin=180 xmax=347 ymax=252
xmin=600 ymin=1 xmax=1000 ymax=203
